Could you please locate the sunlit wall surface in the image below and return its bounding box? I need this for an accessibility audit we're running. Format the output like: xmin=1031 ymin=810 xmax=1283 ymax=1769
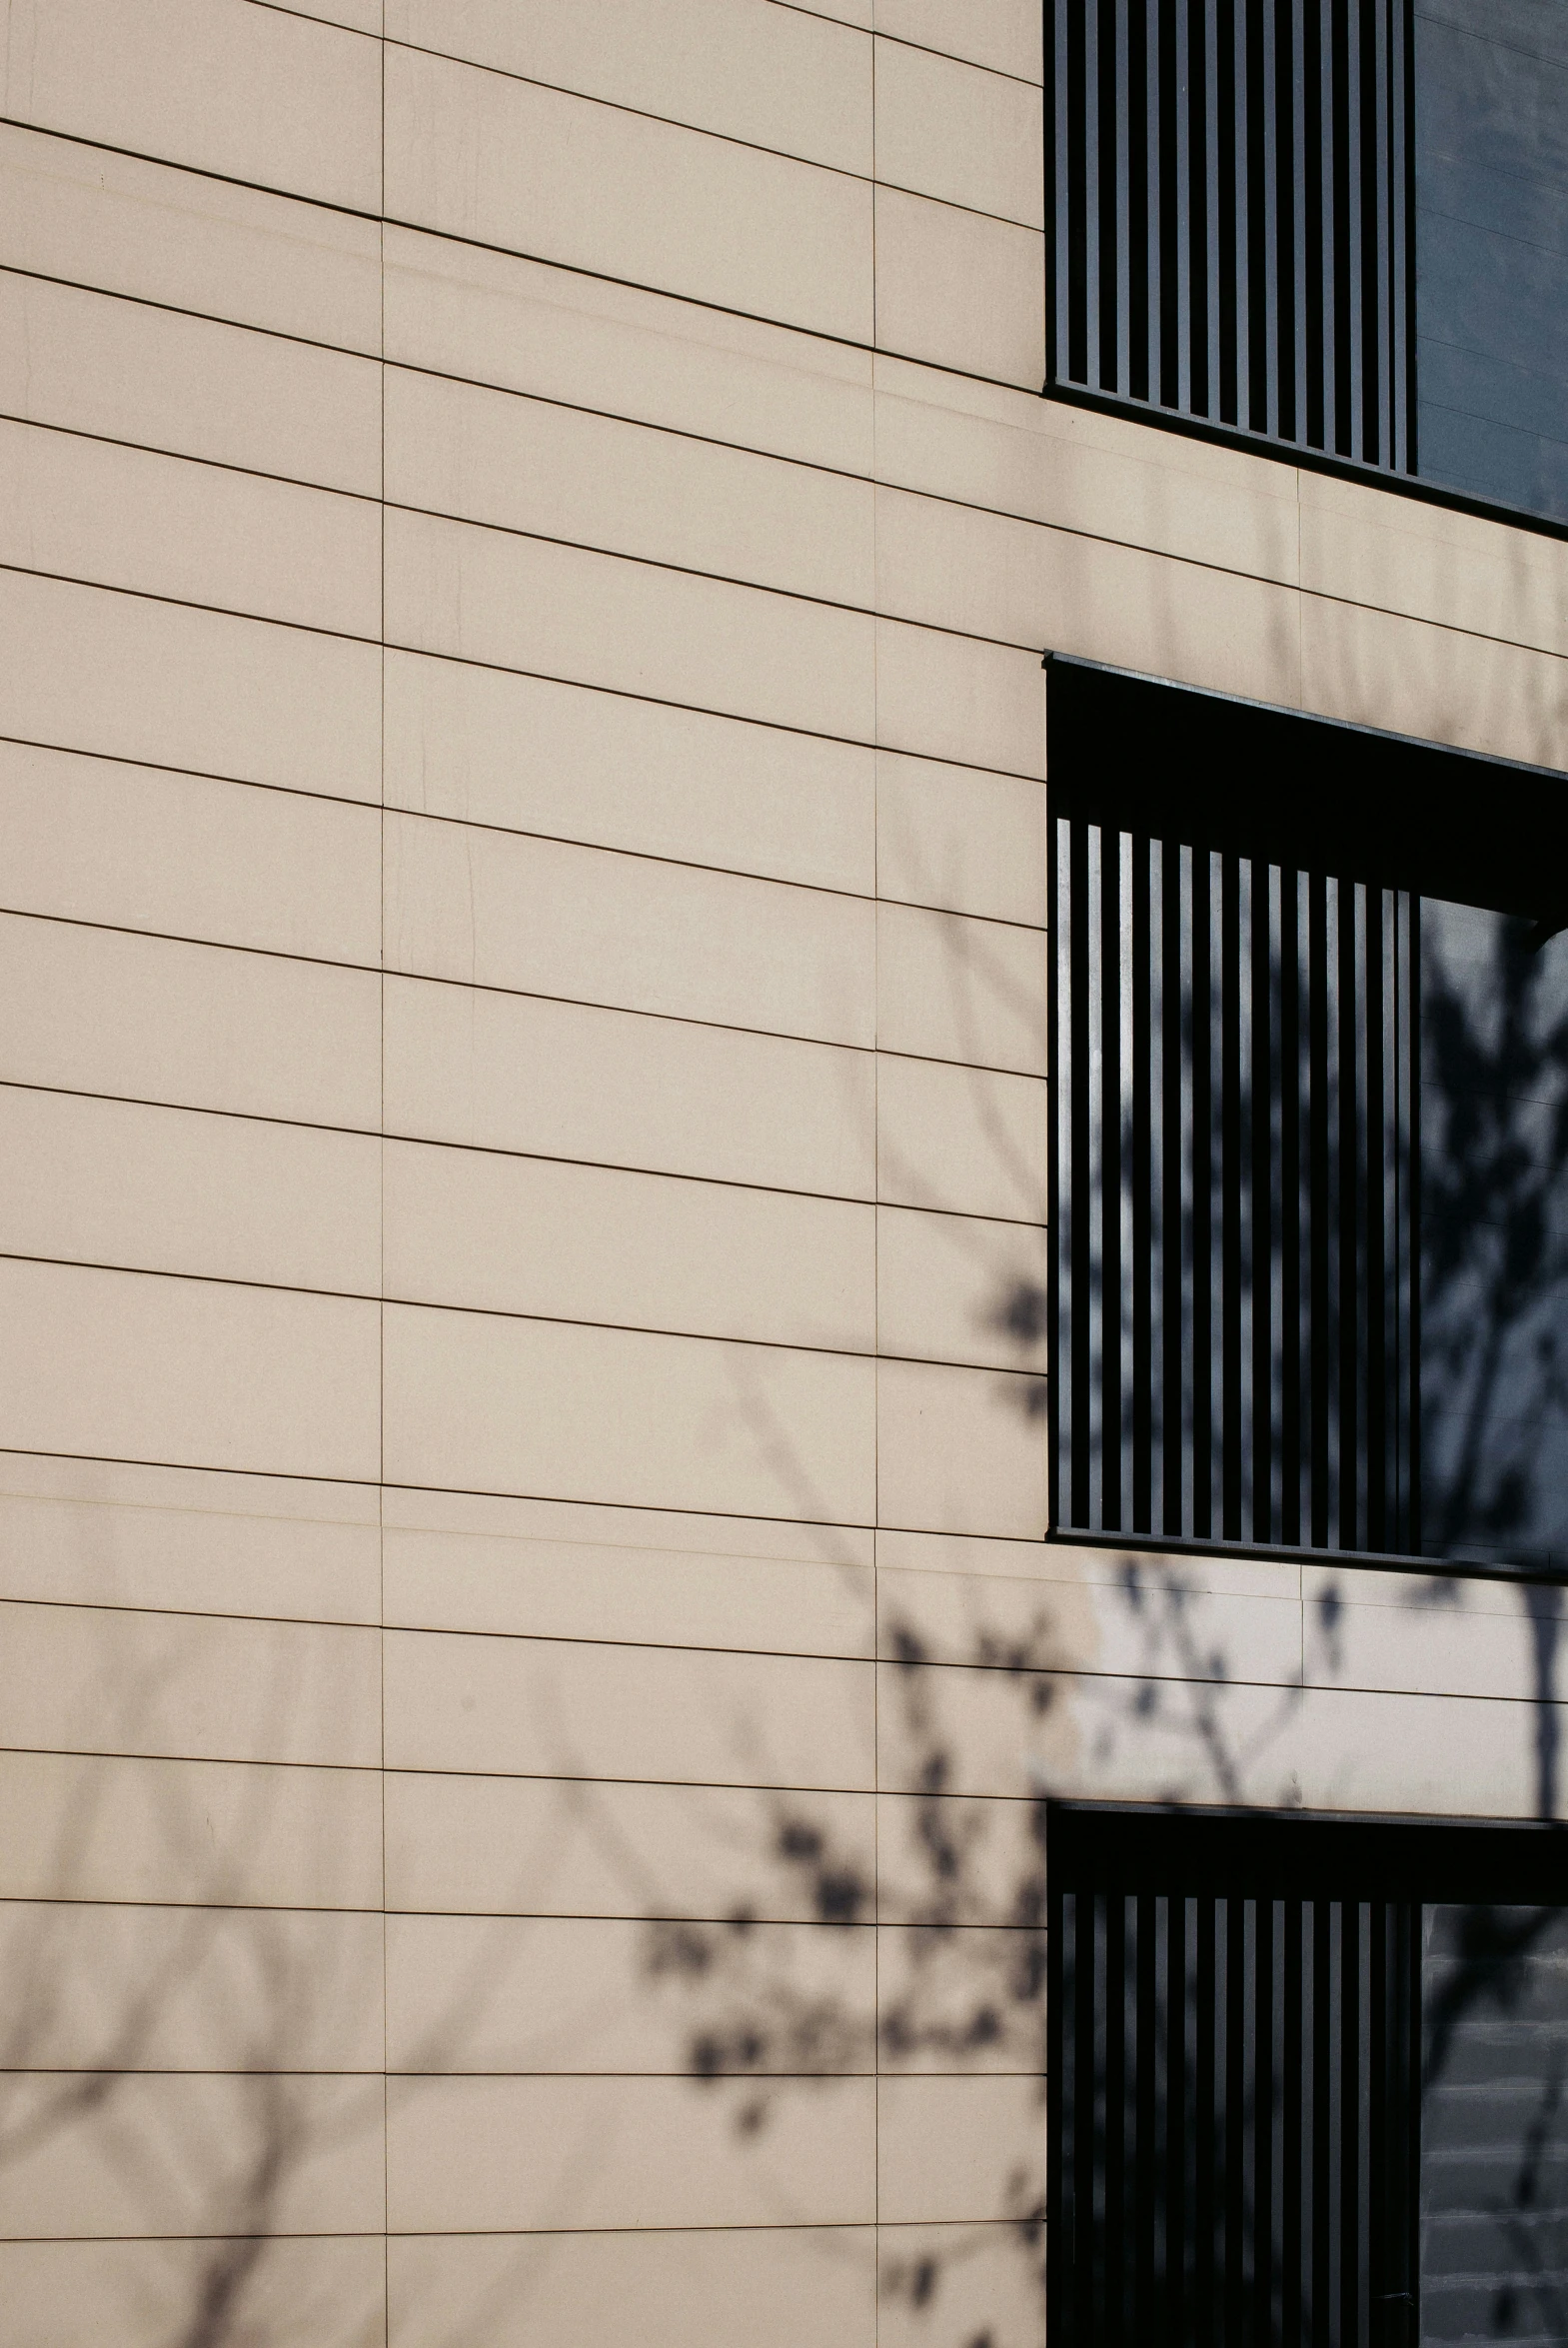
xmin=1415 ymin=0 xmax=1568 ymax=521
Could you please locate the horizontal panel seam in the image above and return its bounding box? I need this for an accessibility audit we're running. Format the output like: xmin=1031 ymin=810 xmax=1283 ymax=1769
xmin=0 ymin=1247 xmax=1044 ymax=1377
xmin=8 ymin=469 xmax=1565 ymax=672
xmin=0 ymin=909 xmax=1049 ymax=1076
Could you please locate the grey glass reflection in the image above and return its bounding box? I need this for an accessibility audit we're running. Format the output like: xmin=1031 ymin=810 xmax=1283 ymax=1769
xmin=1422 ymin=1903 xmax=1568 ymax=2344
xmin=1415 ymin=1 xmax=1568 ymax=521
xmin=1420 ymin=905 xmax=1568 ymax=1569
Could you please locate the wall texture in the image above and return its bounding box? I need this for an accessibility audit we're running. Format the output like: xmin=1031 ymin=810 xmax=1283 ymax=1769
xmin=2 ymin=3 xmax=1567 ymax=2342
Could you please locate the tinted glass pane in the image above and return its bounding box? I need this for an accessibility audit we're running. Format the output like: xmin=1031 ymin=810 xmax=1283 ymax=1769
xmin=1421 ymin=1903 xmax=1568 ymax=2342
xmin=1413 ymin=1 xmax=1568 ymax=519
xmin=1420 ymin=906 xmax=1568 ymax=1568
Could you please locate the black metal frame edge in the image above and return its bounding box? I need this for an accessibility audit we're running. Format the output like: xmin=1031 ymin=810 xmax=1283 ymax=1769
xmin=1041 ymin=1519 xmax=1568 ymax=1589
xmin=1040 ymin=648 xmax=1568 ymax=789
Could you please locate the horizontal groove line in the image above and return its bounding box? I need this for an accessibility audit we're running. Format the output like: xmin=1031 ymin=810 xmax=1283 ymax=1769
xmin=8 ymin=441 xmax=1566 ymax=681
xmin=0 ymin=906 xmax=1049 ymax=1079
xmin=0 ymin=712 xmax=1047 ymax=933
xmin=767 ymin=0 xmax=1042 ymax=88
xmin=370 ymin=23 xmax=1043 ymax=234
xmin=0 ymin=1444 xmax=1071 ymax=1550
xmin=0 ymin=1743 xmax=1037 ymax=1797
xmin=0 ymin=2219 xmax=1024 ymax=2241
xmin=0 ymin=1245 xmax=1044 ymax=1381
xmin=3 ymin=108 xmax=1052 ymax=403
xmin=0 ymin=1894 xmax=1028 ymax=1928
xmin=0 ymin=256 xmax=1343 ymax=603
xmin=0 ymin=1077 xmax=1045 ymax=1229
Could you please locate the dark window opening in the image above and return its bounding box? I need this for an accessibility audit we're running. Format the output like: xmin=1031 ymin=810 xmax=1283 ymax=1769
xmin=1048 ymin=1802 xmax=1568 ymax=2345
xmin=1046 ymin=0 xmax=1418 ymax=474
xmin=1048 ymin=659 xmax=1568 ymax=1570
xmin=1045 ymin=0 xmax=1568 ymax=529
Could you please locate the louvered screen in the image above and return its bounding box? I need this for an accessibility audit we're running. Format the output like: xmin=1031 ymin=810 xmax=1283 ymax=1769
xmin=1052 ymin=1884 xmax=1421 ymax=2345
xmin=1051 ymin=818 xmax=1419 ymax=1551
xmin=1046 ymin=0 xmax=1417 ymax=473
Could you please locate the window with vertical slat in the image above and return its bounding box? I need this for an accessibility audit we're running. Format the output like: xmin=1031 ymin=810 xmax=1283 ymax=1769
xmin=1048 ymin=1807 xmax=1568 ymax=2348
xmin=1048 ymin=659 xmax=1568 ymax=1570
xmin=1046 ymin=0 xmax=1418 ymax=474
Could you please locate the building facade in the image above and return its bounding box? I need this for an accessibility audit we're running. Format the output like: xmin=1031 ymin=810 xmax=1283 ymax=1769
xmin=2 ymin=2 xmax=1567 ymax=2341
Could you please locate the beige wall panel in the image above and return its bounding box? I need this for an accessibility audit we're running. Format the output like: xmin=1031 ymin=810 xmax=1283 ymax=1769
xmin=0 ymin=0 xmax=381 ymax=211
xmin=383 ymin=1301 xmax=876 ymax=1522
xmin=1300 ymin=593 xmax=1568 ymax=770
xmin=0 ymin=419 xmax=380 ymax=638
xmin=0 ymin=2071 xmax=384 ymax=2239
xmin=876 ymin=2223 xmax=1043 ymax=2348
xmin=875 ymin=1919 xmax=1044 ymax=2072
xmin=876 ymin=1051 xmax=1046 ymax=1222
xmin=289 ymin=0 xmax=383 ymax=24
xmin=386 ymin=1912 xmax=873 ymax=2073
xmin=0 ymin=1900 xmax=385 ymax=2070
xmin=0 ymin=572 xmax=382 ymax=801
xmin=386 ymin=366 xmax=874 ymax=608
xmin=383 ymin=227 xmax=874 ymax=475
xmin=1284 ymin=1686 xmax=1552 ymax=1818
xmin=1299 ymin=471 xmax=1568 ymax=661
xmin=1304 ymin=1565 xmax=1552 ymax=1703
xmin=383 ymin=811 xmax=875 ymax=1046
xmin=385 ymin=2072 xmax=874 ymax=2232
xmin=0 ymin=745 xmax=381 ymax=960
xmin=0 ymin=1598 xmax=380 ymax=1768
xmin=876 ymin=899 xmax=1047 ymax=1075
xmin=876 ymin=1202 xmax=1049 ymax=1370
xmin=876 ymin=1787 xmax=1054 ymax=1926
xmin=877 ymin=2074 xmax=1044 ymax=2222
xmin=0 ymin=1064 xmax=377 ymax=1305
xmin=383 ymin=1624 xmax=873 ymax=1789
xmin=383 ymin=976 xmax=876 ymax=1198
xmin=815 ymin=0 xmax=873 ymax=21
xmin=384 ymin=46 xmax=872 ymax=341
xmin=879 ymin=1526 xmax=1298 ymax=1599
xmin=386 ymin=1770 xmax=874 ymax=1922
xmin=0 ymin=272 xmax=381 ymax=497
xmin=874 ymin=36 xmax=1043 ymax=227
xmin=873 ymin=187 xmax=1043 ymax=390
xmin=875 ymin=751 xmax=1047 ymax=926
xmin=873 ymin=354 xmax=1301 ymax=583
xmin=1030 ymin=1663 xmax=1562 ymax=1819
xmin=382 ymin=1484 xmax=871 ymax=1646
xmin=875 ymin=1653 xmax=1289 ymax=1803
xmin=0 ymin=124 xmax=382 ymax=352
xmin=0 ymin=1259 xmax=380 ymax=1483
xmin=0 ymin=1749 xmax=384 ymax=1909
xmin=383 ymin=1138 xmax=874 ymax=1350
xmin=0 ymin=1454 xmax=382 ymax=1623
xmin=0 ymin=2237 xmax=385 ymax=2348
xmin=875 ymin=1559 xmax=1303 ymax=1686
xmin=877 ymin=483 xmax=1306 ymax=712
xmin=877 ymin=1358 xmax=1047 ymax=1537
xmin=386 ymin=509 xmax=876 ymax=741
xmin=387 ymin=0 xmax=872 ymax=175
xmin=875 ymin=0 xmax=1042 ymax=80
xmin=874 ymin=618 xmax=1044 ymax=777
xmin=385 ymin=650 xmax=875 ymax=893
xmin=390 ymin=2225 xmax=874 ymax=2348
xmin=1 ymin=919 xmax=380 ymax=1127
